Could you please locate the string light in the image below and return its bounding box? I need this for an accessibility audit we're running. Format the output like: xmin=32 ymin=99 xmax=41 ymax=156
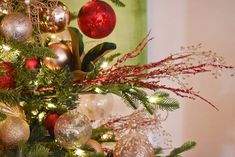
xmin=38 ymin=112 xmax=46 ymax=122
xmin=148 ymin=95 xmax=160 ymax=103
xmin=2 ymin=44 xmax=11 ymax=51
xmin=74 ymin=148 xmax=86 ymax=156
xmin=94 ymin=87 xmax=103 ymax=94
xmin=101 ymin=61 xmax=109 ymax=69
xmin=31 ymin=110 xmax=39 ymax=116
xmin=47 ymin=103 xmax=57 ymax=109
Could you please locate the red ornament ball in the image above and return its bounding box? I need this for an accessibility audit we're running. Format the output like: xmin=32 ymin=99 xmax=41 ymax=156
xmin=78 ymin=0 xmax=116 ymax=39
xmin=25 ymin=57 xmax=40 ymax=70
xmin=0 ymin=62 xmax=15 ymax=89
xmin=44 ymin=113 xmax=60 ymax=137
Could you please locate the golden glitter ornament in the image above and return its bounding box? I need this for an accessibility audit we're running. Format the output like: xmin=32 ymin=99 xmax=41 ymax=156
xmin=0 ymin=103 xmax=30 ymax=149
xmin=39 ymin=2 xmax=70 ymax=33
xmin=113 ymin=132 xmax=154 ymax=157
xmin=44 ymin=42 xmax=72 ymax=70
xmin=0 ymin=116 xmax=30 ymax=149
xmin=0 ymin=12 xmax=33 ymax=42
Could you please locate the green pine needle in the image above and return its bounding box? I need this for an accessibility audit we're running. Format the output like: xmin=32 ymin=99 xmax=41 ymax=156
xmin=156 ymin=97 xmax=180 ymax=111
xmin=0 ymin=111 xmax=7 ymax=121
xmin=167 ymin=141 xmax=196 ymax=157
xmin=109 ymin=0 xmax=125 ymax=7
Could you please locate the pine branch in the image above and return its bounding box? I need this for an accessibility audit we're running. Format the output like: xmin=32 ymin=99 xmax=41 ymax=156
xmin=25 ymin=144 xmax=51 ymax=157
xmin=0 ymin=89 xmax=21 ymax=105
xmin=122 ymin=91 xmax=138 ymax=109
xmin=0 ymin=111 xmax=7 ymax=121
xmin=156 ymin=97 xmax=180 ymax=111
xmin=109 ymin=0 xmax=125 ymax=7
xmin=166 ymin=141 xmax=196 ymax=157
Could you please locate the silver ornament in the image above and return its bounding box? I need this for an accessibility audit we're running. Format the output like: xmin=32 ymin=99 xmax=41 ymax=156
xmin=113 ymin=132 xmax=154 ymax=157
xmin=54 ymin=110 xmax=92 ymax=149
xmin=0 ymin=13 xmax=33 ymax=42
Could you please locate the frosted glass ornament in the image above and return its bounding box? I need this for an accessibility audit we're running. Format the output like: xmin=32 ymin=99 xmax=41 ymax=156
xmin=78 ymin=94 xmax=114 ymax=120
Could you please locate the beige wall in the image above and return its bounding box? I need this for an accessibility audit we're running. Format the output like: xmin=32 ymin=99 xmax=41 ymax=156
xmin=147 ymin=0 xmax=235 ymax=156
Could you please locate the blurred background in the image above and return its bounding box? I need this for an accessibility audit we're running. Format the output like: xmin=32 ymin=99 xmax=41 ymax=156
xmin=148 ymin=0 xmax=235 ymax=156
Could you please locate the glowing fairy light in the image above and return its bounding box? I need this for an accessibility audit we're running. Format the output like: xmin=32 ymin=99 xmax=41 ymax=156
xmin=2 ymin=44 xmax=11 ymax=51
xmin=95 ymin=87 xmax=103 ymax=94
xmin=31 ymin=110 xmax=39 ymax=116
xmin=148 ymin=95 xmax=160 ymax=103
xmin=74 ymin=148 xmax=86 ymax=156
xmin=101 ymin=61 xmax=109 ymax=69
xmin=38 ymin=112 xmax=46 ymax=122
xmin=47 ymin=103 xmax=56 ymax=109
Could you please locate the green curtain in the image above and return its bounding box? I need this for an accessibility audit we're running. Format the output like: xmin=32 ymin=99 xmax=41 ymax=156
xmin=61 ymin=0 xmax=147 ymax=64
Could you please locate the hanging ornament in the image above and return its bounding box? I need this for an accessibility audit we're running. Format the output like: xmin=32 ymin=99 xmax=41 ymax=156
xmin=113 ymin=132 xmax=154 ymax=157
xmin=54 ymin=109 xmax=92 ymax=149
xmin=78 ymin=94 xmax=114 ymax=121
xmin=39 ymin=2 xmax=70 ymax=33
xmin=25 ymin=57 xmax=40 ymax=70
xmin=43 ymin=42 xmax=72 ymax=70
xmin=0 ymin=103 xmax=29 ymax=149
xmin=86 ymin=139 xmax=104 ymax=154
xmin=77 ymin=0 xmax=116 ymax=39
xmin=0 ymin=116 xmax=30 ymax=149
xmin=44 ymin=112 xmax=60 ymax=137
xmin=0 ymin=12 xmax=32 ymax=42
xmin=0 ymin=62 xmax=15 ymax=89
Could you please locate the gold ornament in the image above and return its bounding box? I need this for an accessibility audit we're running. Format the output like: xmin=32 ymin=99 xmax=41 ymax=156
xmin=86 ymin=139 xmax=104 ymax=154
xmin=39 ymin=2 xmax=70 ymax=33
xmin=113 ymin=132 xmax=154 ymax=157
xmin=0 ymin=116 xmax=30 ymax=149
xmin=0 ymin=12 xmax=33 ymax=42
xmin=44 ymin=42 xmax=72 ymax=70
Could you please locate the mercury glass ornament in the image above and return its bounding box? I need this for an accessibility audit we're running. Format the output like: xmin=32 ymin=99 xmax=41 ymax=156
xmin=54 ymin=110 xmax=92 ymax=149
xmin=0 ymin=116 xmax=30 ymax=149
xmin=78 ymin=94 xmax=114 ymax=120
xmin=0 ymin=13 xmax=32 ymax=42
xmin=43 ymin=42 xmax=72 ymax=70
xmin=39 ymin=2 xmax=70 ymax=33
xmin=113 ymin=132 xmax=154 ymax=157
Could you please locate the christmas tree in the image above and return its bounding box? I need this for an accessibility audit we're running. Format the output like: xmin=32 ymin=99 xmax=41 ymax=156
xmin=0 ymin=0 xmax=233 ymax=157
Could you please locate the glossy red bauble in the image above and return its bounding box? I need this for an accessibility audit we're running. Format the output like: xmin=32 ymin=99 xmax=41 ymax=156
xmin=25 ymin=57 xmax=40 ymax=70
xmin=77 ymin=0 xmax=116 ymax=39
xmin=0 ymin=62 xmax=15 ymax=89
xmin=44 ymin=113 xmax=60 ymax=137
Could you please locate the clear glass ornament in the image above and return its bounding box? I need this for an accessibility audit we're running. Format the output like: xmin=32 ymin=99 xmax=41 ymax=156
xmin=54 ymin=109 xmax=92 ymax=149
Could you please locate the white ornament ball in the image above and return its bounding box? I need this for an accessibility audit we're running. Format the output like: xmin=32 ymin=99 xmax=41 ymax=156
xmin=78 ymin=94 xmax=114 ymax=120
xmin=54 ymin=110 xmax=92 ymax=149
xmin=0 ymin=13 xmax=33 ymax=42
